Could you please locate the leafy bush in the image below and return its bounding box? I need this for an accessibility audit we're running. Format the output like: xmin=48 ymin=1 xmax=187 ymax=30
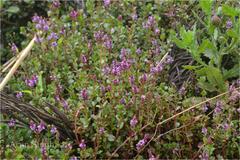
xmin=1 ymin=0 xmax=240 ymax=159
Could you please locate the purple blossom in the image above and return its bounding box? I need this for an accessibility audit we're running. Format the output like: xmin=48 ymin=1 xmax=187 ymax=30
xmin=199 ymin=151 xmax=209 ymax=160
xmin=226 ymin=20 xmax=232 ymax=29
xmin=81 ymin=55 xmax=87 ymax=64
xmin=222 ymin=122 xmax=229 ymax=131
xmin=35 ymin=36 xmax=43 ymax=43
xmin=120 ymin=48 xmax=128 ymax=59
xmin=154 ymin=28 xmax=160 ymax=34
xmin=120 ymin=98 xmax=126 ymax=105
xmin=131 ymin=14 xmax=138 ymax=21
xmin=214 ymin=101 xmax=223 ymax=115
xmin=29 ymin=120 xmax=36 ymax=131
xmin=36 ymin=121 xmax=46 ymax=133
xmin=136 ymin=48 xmax=142 ymax=54
xmin=80 ymin=88 xmax=88 ymax=100
xmin=179 ymin=86 xmax=186 ymax=95
xmin=237 ymin=108 xmax=240 ymax=114
xmin=229 ymin=90 xmax=240 ymax=103
xmin=70 ymin=10 xmax=78 ymax=20
xmin=70 ymin=156 xmax=78 ymax=160
xmin=41 ymin=143 xmax=47 ymax=156
xmin=129 ymin=75 xmax=135 ymax=86
xmin=99 ymin=127 xmax=105 ymax=134
xmin=50 ymin=125 xmax=57 ymax=134
xmin=103 ymin=39 xmax=112 ymax=50
xmin=16 ymin=92 xmax=23 ymax=99
xmin=136 ymin=139 xmax=146 ymax=151
xmin=113 ymin=79 xmax=120 ymax=85
xmin=94 ymin=31 xmax=104 ymax=41
xmin=139 ymin=73 xmax=147 ymax=84
xmin=32 ymin=15 xmax=40 ymax=23
xmin=52 ymin=0 xmax=60 ymax=8
xmin=32 ymin=15 xmax=49 ymax=31
xmin=48 ymin=32 xmax=58 ymax=40
xmin=132 ymin=85 xmax=139 ymax=94
xmin=61 ymin=99 xmax=68 ymax=110
xmin=143 ymin=16 xmax=156 ymax=29
xmin=51 ymin=41 xmax=58 ymax=47
xmin=165 ymin=55 xmax=174 ymax=64
xmin=141 ymin=95 xmax=146 ymax=102
xmin=202 ymin=103 xmax=209 ymax=112
xmin=118 ymin=15 xmax=123 ymax=21
xmin=25 ymin=75 xmax=38 ymax=87
xmin=130 ymin=115 xmax=138 ymax=127
xmin=8 ymin=119 xmax=16 ymax=127
xmin=201 ymin=127 xmax=207 ymax=135
xmin=79 ymin=139 xmax=86 ymax=149
xmin=103 ymin=0 xmax=111 ymax=7
xmin=11 ymin=43 xmax=18 ymax=54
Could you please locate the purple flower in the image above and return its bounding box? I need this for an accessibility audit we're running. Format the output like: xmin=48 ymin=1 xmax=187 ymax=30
xmin=79 ymin=139 xmax=86 ymax=149
xmin=32 ymin=16 xmax=49 ymax=31
xmin=165 ymin=55 xmax=174 ymax=64
xmin=32 ymin=15 xmax=40 ymax=23
xmin=141 ymin=95 xmax=146 ymax=102
xmin=120 ymin=48 xmax=128 ymax=59
xmin=50 ymin=125 xmax=57 ymax=134
xmin=8 ymin=119 xmax=16 ymax=127
xmin=143 ymin=16 xmax=156 ymax=29
xmin=36 ymin=121 xmax=45 ymax=133
xmin=132 ymin=85 xmax=139 ymax=94
xmin=94 ymin=30 xmax=104 ymax=41
xmin=35 ymin=36 xmax=43 ymax=43
xmin=131 ymin=14 xmax=138 ymax=21
xmin=103 ymin=39 xmax=112 ymax=50
xmin=61 ymin=99 xmax=68 ymax=110
xmin=154 ymin=28 xmax=160 ymax=34
xmin=99 ymin=127 xmax=105 ymax=134
xmin=226 ymin=20 xmax=232 ymax=29
xmin=25 ymin=75 xmax=38 ymax=87
xmin=136 ymin=139 xmax=146 ymax=151
xmin=199 ymin=151 xmax=209 ymax=160
xmin=48 ymin=32 xmax=58 ymax=40
xmin=81 ymin=55 xmax=87 ymax=64
xmin=237 ymin=108 xmax=240 ymax=114
xmin=201 ymin=127 xmax=207 ymax=135
xmin=130 ymin=115 xmax=138 ymax=127
xmin=51 ymin=41 xmax=58 ymax=47
xmin=202 ymin=103 xmax=209 ymax=112
xmin=52 ymin=0 xmax=60 ymax=8
xmin=136 ymin=48 xmax=142 ymax=54
xmin=65 ymin=143 xmax=72 ymax=150
xmin=29 ymin=120 xmax=36 ymax=131
xmin=70 ymin=10 xmax=78 ymax=20
xmin=16 ymin=92 xmax=23 ymax=99
xmin=222 ymin=122 xmax=229 ymax=131
xmin=139 ymin=73 xmax=147 ymax=84
xmin=11 ymin=43 xmax=18 ymax=54
xmin=229 ymin=90 xmax=240 ymax=103
xmin=70 ymin=156 xmax=78 ymax=160
xmin=129 ymin=75 xmax=135 ymax=86
xmin=179 ymin=86 xmax=186 ymax=95
xmin=120 ymin=98 xmax=126 ymax=105
xmin=113 ymin=79 xmax=120 ymax=85
xmin=80 ymin=88 xmax=88 ymax=100
xmin=103 ymin=0 xmax=111 ymax=7
xmin=214 ymin=101 xmax=223 ymax=115
xmin=41 ymin=143 xmax=47 ymax=156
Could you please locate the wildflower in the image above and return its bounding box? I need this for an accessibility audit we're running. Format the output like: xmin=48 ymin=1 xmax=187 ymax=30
xmin=79 ymin=139 xmax=86 ymax=149
xmin=130 ymin=115 xmax=138 ymax=127
xmin=136 ymin=139 xmax=146 ymax=151
xmin=70 ymin=156 xmax=78 ymax=160
xmin=32 ymin=15 xmax=40 ymax=23
xmin=165 ymin=55 xmax=174 ymax=64
xmin=132 ymin=85 xmax=139 ymax=94
xmin=41 ymin=143 xmax=47 ymax=156
xmin=16 ymin=92 xmax=23 ymax=99
xmin=201 ymin=127 xmax=207 ymax=135
xmin=8 ymin=119 xmax=16 ymax=127
xmin=113 ymin=79 xmax=120 ymax=85
xmin=139 ymin=73 xmax=147 ymax=84
xmin=154 ymin=28 xmax=160 ymax=34
xmin=94 ymin=30 xmax=104 ymax=41
xmin=214 ymin=101 xmax=223 ymax=115
xmin=199 ymin=151 xmax=209 ymax=160
xmin=29 ymin=120 xmax=36 ymax=131
xmin=120 ymin=98 xmax=126 ymax=105
xmin=120 ymin=48 xmax=128 ymax=59
xmin=103 ymin=0 xmax=111 ymax=7
xmin=179 ymin=86 xmax=186 ymax=95
xmin=51 ymin=41 xmax=58 ymax=47
xmin=35 ymin=36 xmax=43 ymax=43
xmin=237 ymin=108 xmax=240 ymax=114
xmin=222 ymin=122 xmax=229 ymax=131
xmin=80 ymin=88 xmax=88 ymax=100
xmin=129 ymin=75 xmax=135 ymax=86
xmin=61 ymin=99 xmax=68 ymax=110
xmin=25 ymin=75 xmax=38 ymax=87
xmin=143 ymin=16 xmax=156 ymax=29
xmin=65 ymin=143 xmax=72 ymax=150
xmin=202 ymin=102 xmax=209 ymax=112
xmin=52 ymin=0 xmax=60 ymax=8
xmin=103 ymin=39 xmax=112 ymax=50
xmin=131 ymin=14 xmax=138 ymax=21
xmin=32 ymin=15 xmax=49 ymax=31
xmin=50 ymin=125 xmax=57 ymax=134
xmin=226 ymin=20 xmax=232 ymax=29
xmin=99 ymin=127 xmax=105 ymax=134
xmin=36 ymin=121 xmax=45 ymax=133
xmin=81 ymin=55 xmax=87 ymax=64
xmin=141 ymin=95 xmax=146 ymax=102
xmin=136 ymin=48 xmax=142 ymax=54
xmin=70 ymin=10 xmax=78 ymax=20
xmin=118 ymin=15 xmax=123 ymax=21
xmin=47 ymin=32 xmax=58 ymax=40
xmin=11 ymin=43 xmax=18 ymax=54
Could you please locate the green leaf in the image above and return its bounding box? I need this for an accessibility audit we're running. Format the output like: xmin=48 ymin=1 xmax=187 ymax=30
xmin=6 ymin=6 xmax=20 ymax=13
xmin=107 ymin=134 xmax=116 ymax=142
xmin=223 ymin=64 xmax=240 ymax=79
xmin=199 ymin=0 xmax=213 ymax=15
xmin=182 ymin=65 xmax=201 ymax=70
xmin=21 ymin=90 xmax=32 ymax=95
xmin=222 ymin=4 xmax=238 ymax=17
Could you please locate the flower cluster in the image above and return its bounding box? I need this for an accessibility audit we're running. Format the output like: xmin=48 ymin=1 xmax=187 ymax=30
xmin=130 ymin=115 xmax=138 ymax=127
xmin=16 ymin=92 xmax=23 ymax=99
xmin=25 ymin=75 xmax=38 ymax=87
xmin=79 ymin=139 xmax=86 ymax=149
xmin=150 ymin=55 xmax=174 ymax=75
xmin=8 ymin=119 xmax=16 ymax=127
xmin=143 ymin=16 xmax=156 ymax=29
xmin=29 ymin=120 xmax=46 ymax=134
xmin=136 ymin=134 xmax=150 ymax=151
xmin=94 ymin=31 xmax=112 ymax=50
xmin=32 ymin=15 xmax=49 ymax=31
